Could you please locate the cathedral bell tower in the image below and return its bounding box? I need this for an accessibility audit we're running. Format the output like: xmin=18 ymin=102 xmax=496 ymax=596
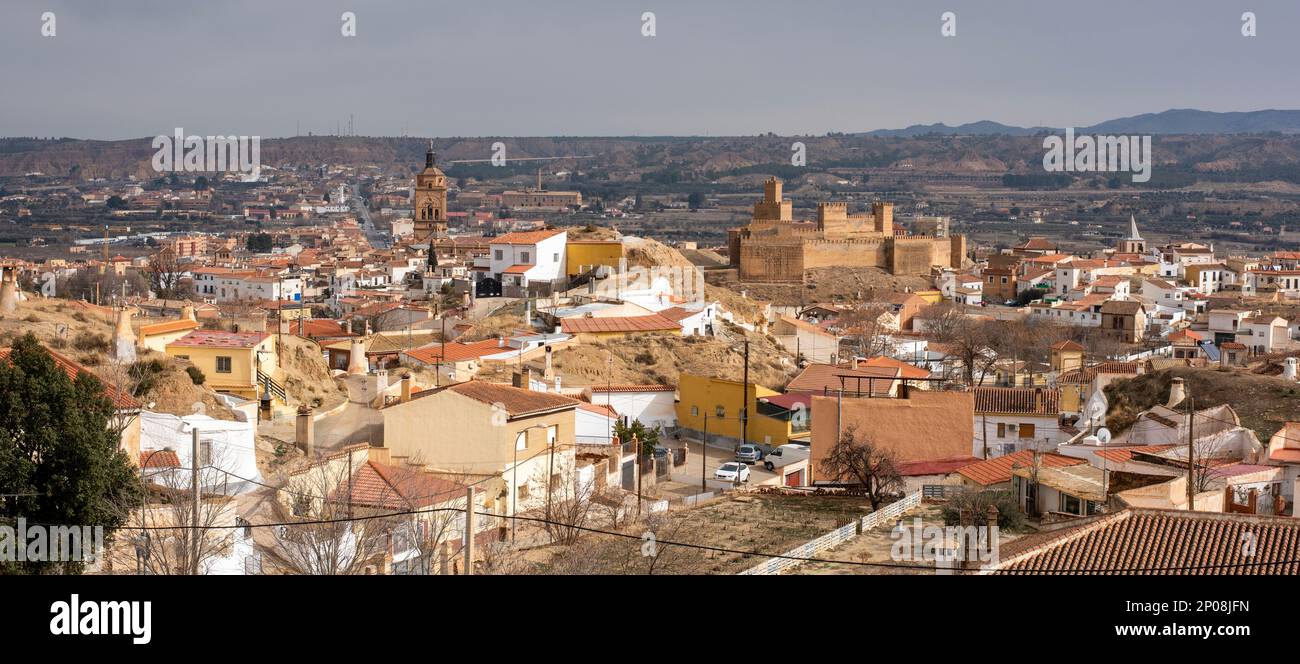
xmin=414 ymin=140 xmax=448 ymax=242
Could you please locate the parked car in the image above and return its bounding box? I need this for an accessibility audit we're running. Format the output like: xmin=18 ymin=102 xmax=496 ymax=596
xmin=735 ymin=444 xmax=763 ymax=464
xmin=763 ymin=443 xmax=810 ymax=471
xmin=714 ymin=462 xmax=750 ymax=483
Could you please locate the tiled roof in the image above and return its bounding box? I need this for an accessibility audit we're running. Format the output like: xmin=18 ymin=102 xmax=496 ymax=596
xmin=993 ymin=508 xmax=1300 ymax=575
xmin=590 ymin=384 xmax=676 ymax=393
xmin=168 ymin=330 xmax=269 ymax=349
xmin=1058 ymin=362 xmax=1140 ymax=384
xmin=0 ymin=346 xmax=142 ymax=410
xmin=786 ymin=364 xmax=898 ymax=394
xmin=502 ymin=264 xmax=532 ymax=274
xmin=490 ymin=229 xmax=565 ymax=245
xmin=332 ymin=461 xmax=467 ymax=510
xmin=405 ymin=338 xmax=509 ymax=364
xmin=956 ymin=450 xmax=1085 ymax=486
xmin=973 ymin=386 xmax=1060 ymax=415
xmin=1049 ymin=340 xmax=1085 ymax=351
xmin=139 ymin=318 xmax=200 ymax=337
xmin=140 ymin=449 xmax=181 ymax=469
xmin=857 ymin=356 xmax=931 ymax=379
xmin=561 ymin=314 xmax=680 ymax=335
xmin=412 ymin=380 xmax=579 ymax=418
xmin=1093 ymin=444 xmax=1177 ymax=464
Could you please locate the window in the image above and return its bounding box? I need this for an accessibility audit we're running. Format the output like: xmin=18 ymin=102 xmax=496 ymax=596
xmin=216 ymin=356 xmax=232 ymax=373
xmin=1019 ymin=423 xmax=1035 ymax=439
xmin=553 ymin=253 xmax=560 ymax=262
xmin=520 ymin=251 xmax=530 ymax=263
xmin=715 ymin=406 xmax=725 ymax=418
xmin=200 ymin=440 xmax=212 ymax=465
xmin=690 ymin=405 xmax=699 ymax=417
xmin=494 ymin=250 xmax=503 ymax=260
xmin=517 ymin=482 xmax=530 ymax=501
xmin=996 ymin=423 xmax=1006 ymax=438
xmin=1060 ymin=493 xmax=1082 ymax=515
xmin=515 ymin=432 xmax=527 ymax=451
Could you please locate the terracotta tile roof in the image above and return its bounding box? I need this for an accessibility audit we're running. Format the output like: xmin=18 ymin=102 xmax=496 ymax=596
xmin=1058 ymin=361 xmax=1140 ymax=384
xmin=332 ymin=461 xmax=467 ymax=510
xmin=973 ymin=386 xmax=1059 ymax=415
xmin=656 ymin=306 xmax=699 ymax=322
xmin=1100 ymin=300 xmax=1144 ymax=315
xmin=1049 ymin=340 xmax=1085 ymax=351
xmin=993 ymin=508 xmax=1300 ymax=575
xmin=502 ymin=264 xmax=532 ymax=274
xmin=561 ymin=314 xmax=680 ymax=335
xmin=168 ymin=330 xmax=269 ymax=349
xmin=857 ymin=356 xmax=931 ymax=379
xmin=757 ymin=392 xmax=812 ymax=411
xmin=140 ymin=449 xmax=181 ymax=469
xmin=956 ymin=450 xmax=1085 ymax=486
xmin=298 ymin=319 xmax=355 ymax=339
xmin=405 ymin=338 xmax=510 ymax=364
xmin=1093 ymin=444 xmax=1177 ymax=464
xmin=412 ymin=380 xmax=579 ymax=418
xmin=0 ymin=346 xmax=142 ymax=410
xmin=590 ymin=384 xmax=676 ymax=393
xmin=490 ymin=229 xmax=565 ymax=245
xmin=576 ymin=401 xmax=618 ymax=417
xmin=139 ymin=318 xmax=200 ymax=337
xmin=786 ymin=364 xmax=898 ymax=394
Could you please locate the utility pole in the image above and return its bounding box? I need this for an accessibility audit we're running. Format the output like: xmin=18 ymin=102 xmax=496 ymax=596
xmin=1186 ymin=395 xmax=1196 ymax=510
xmin=701 ymin=414 xmax=709 ymax=492
xmin=463 ymin=486 xmax=475 ymax=575
xmin=982 ymin=414 xmax=989 ymax=459
xmin=635 ymin=432 xmax=642 ymax=517
xmin=190 ymin=428 xmax=201 ymax=576
xmin=546 ymin=427 xmax=555 ymax=538
xmin=740 ymin=339 xmax=750 ymax=448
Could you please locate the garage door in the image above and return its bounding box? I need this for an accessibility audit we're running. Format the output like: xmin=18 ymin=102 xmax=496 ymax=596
xmin=784 ymin=469 xmax=804 ymax=487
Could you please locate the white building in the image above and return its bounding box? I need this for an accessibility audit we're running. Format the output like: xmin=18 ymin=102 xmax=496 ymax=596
xmin=486 ymin=229 xmax=567 ymax=295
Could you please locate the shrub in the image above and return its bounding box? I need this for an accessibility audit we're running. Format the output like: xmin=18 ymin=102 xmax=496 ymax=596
xmin=71 ymin=331 xmax=110 ymax=354
xmin=186 ymin=365 xmax=206 ymax=385
xmin=128 ymin=359 xmax=166 ymax=396
xmin=634 ymin=351 xmax=656 ymax=365
xmin=24 ymin=314 xmax=41 ymax=323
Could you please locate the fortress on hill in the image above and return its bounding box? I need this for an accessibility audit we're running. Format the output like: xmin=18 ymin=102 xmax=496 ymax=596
xmin=727 ymin=178 xmax=967 ymax=282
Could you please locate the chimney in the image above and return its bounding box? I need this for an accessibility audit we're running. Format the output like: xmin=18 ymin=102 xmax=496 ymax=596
xmin=367 ymin=445 xmax=391 ymax=465
xmin=0 ymin=266 xmax=17 ymax=314
xmin=181 ymin=303 xmax=197 ymax=322
xmin=295 ymin=405 xmax=315 ymax=456
xmin=347 ymin=337 xmax=368 ymax=375
xmin=1284 ymin=357 xmax=1298 ymax=382
xmin=497 ymin=336 xmax=504 ymax=348
xmin=1166 ymin=377 xmax=1186 ymax=409
xmin=400 ymin=373 xmax=412 ymax=403
xmin=543 ymin=345 xmax=554 ymax=379
xmin=112 ymin=307 xmax=137 ymax=363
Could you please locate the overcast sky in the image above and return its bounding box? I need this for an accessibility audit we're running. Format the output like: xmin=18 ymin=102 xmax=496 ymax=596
xmin=2 ymin=0 xmax=1298 ymax=139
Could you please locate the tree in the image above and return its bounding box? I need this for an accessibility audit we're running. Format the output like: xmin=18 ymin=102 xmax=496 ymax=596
xmin=193 ymin=176 xmax=209 ymax=191
xmin=687 ymin=192 xmax=705 ymax=210
xmin=106 ymin=195 xmax=128 ymax=210
xmin=817 ymin=424 xmax=903 ymax=510
xmin=615 ymin=419 xmax=660 ymax=457
xmin=835 ymin=303 xmax=898 ymax=360
xmin=147 ymin=247 xmax=189 ymax=300
xmin=245 ymin=233 xmax=273 ymax=254
xmin=0 ymin=334 xmax=142 ymax=574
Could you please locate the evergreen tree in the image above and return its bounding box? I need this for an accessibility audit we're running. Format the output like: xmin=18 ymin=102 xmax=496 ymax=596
xmin=0 ymin=334 xmax=142 ymax=574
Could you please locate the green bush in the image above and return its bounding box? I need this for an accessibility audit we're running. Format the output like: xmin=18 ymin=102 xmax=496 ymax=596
xmin=186 ymin=366 xmax=206 ymax=385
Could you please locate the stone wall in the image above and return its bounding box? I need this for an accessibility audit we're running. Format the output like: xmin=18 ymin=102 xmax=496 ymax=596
xmin=738 ymin=242 xmax=804 ymax=282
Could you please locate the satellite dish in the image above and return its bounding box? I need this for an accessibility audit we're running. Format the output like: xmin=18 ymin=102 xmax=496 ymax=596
xmin=1096 ymin=427 xmax=1112 ymax=444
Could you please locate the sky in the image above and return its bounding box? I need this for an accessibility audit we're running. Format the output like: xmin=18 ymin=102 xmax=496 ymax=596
xmin=1 ymin=0 xmax=1298 ymax=139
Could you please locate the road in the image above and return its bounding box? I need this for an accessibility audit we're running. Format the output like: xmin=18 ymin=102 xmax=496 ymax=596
xmin=350 ymin=183 xmax=390 ymax=250
xmin=661 ymin=438 xmax=780 ymax=494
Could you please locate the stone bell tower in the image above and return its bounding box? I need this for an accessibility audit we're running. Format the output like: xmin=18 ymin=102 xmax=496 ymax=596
xmin=413 ymin=140 xmax=448 ymax=241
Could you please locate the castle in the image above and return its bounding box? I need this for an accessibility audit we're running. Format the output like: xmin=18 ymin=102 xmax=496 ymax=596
xmin=727 ymin=178 xmax=967 ymax=282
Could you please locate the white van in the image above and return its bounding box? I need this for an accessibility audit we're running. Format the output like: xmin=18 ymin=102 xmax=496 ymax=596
xmin=762 ymin=444 xmax=810 ymax=471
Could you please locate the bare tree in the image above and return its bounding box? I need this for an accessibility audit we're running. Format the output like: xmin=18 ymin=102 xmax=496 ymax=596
xmin=147 ymin=247 xmax=189 ymax=300
xmin=933 ymin=315 xmax=1000 ymax=386
xmin=818 ymin=424 xmax=903 ymax=511
xmin=834 ymin=303 xmax=898 ymax=360
xmin=124 ymin=445 xmax=238 ymax=575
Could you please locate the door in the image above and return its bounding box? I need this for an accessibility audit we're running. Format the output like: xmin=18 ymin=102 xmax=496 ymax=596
xmin=620 ymin=460 xmax=635 ymax=490
xmin=784 ymin=469 xmax=804 ymax=487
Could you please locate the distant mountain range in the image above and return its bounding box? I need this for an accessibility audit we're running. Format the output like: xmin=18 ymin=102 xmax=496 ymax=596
xmin=862 ymin=109 xmax=1300 ymax=137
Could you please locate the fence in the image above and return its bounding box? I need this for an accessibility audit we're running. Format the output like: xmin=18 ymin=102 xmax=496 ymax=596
xmin=738 ymin=490 xmax=922 ymax=575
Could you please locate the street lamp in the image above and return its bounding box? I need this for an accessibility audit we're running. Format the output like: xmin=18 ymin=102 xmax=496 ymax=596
xmin=511 ymin=423 xmax=553 ymax=543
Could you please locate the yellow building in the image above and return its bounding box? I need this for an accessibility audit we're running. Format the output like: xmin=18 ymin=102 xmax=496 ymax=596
xmin=676 ymin=373 xmax=798 ymax=447
xmin=165 ymin=329 xmax=278 ymax=401
xmin=566 ymin=240 xmax=624 ymax=278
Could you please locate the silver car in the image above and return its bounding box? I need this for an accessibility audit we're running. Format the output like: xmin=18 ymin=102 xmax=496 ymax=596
xmin=735 ymin=444 xmax=763 ymax=464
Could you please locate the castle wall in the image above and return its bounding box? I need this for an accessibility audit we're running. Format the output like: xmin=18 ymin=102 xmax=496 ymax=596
xmin=801 ymin=238 xmax=888 ymax=271
xmin=738 ymin=242 xmax=804 ymax=282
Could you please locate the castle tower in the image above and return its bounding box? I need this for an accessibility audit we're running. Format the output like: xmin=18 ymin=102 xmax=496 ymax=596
xmin=872 ymin=202 xmax=894 ymax=236
xmin=752 ymin=177 xmax=792 ymax=223
xmin=1117 ymin=215 xmax=1146 ymax=254
xmin=413 ymin=141 xmax=448 ymax=241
